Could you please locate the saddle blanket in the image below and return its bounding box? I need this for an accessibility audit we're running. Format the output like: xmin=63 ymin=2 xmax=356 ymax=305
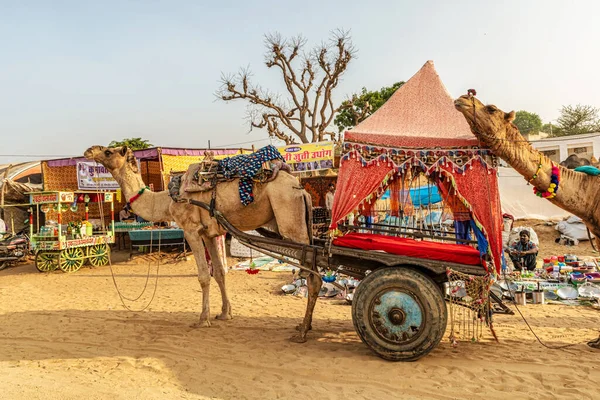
xmin=220 ymin=145 xmax=285 ymax=205
xmin=168 ymin=145 xmax=287 ymax=206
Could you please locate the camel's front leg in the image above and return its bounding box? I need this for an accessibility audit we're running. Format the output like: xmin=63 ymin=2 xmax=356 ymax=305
xmin=205 ymin=235 xmax=232 ymax=320
xmin=290 ymin=271 xmax=322 ymax=343
xmin=184 ymin=231 xmax=212 ymax=327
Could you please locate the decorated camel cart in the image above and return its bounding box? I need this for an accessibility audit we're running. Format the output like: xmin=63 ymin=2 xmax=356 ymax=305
xmin=184 ymin=61 xmax=504 ymax=361
xmin=29 ymin=191 xmax=115 ymax=273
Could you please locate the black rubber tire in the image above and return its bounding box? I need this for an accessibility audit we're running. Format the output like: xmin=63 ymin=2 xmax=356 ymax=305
xmin=352 ymin=267 xmax=447 ymax=361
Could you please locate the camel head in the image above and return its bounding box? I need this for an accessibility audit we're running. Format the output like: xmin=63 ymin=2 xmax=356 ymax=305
xmin=84 ymin=145 xmax=139 ymax=174
xmin=454 ymin=95 xmax=516 ymax=145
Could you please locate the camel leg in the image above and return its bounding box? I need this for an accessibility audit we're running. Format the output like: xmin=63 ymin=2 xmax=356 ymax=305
xmin=184 ymin=231 xmax=212 ymax=328
xmin=205 ymin=236 xmax=232 ymax=320
xmin=271 ymin=189 xmax=321 ymax=342
xmin=290 ymin=272 xmax=322 ymax=343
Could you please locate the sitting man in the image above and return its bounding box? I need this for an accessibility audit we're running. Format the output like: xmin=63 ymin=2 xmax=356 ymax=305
xmin=119 ymin=205 xmax=132 ymax=222
xmin=507 ymin=229 xmax=538 ymax=271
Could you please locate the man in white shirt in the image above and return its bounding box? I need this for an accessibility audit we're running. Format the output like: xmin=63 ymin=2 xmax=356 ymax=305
xmin=119 ymin=205 xmax=132 ymax=222
xmin=0 ymin=217 xmax=6 ymax=234
xmin=325 ymin=183 xmax=335 ymax=216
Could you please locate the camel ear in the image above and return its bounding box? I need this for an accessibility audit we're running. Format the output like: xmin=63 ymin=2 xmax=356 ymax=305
xmin=120 ymin=146 xmax=128 ymax=156
xmin=505 ymin=111 xmax=516 ymax=123
xmin=126 ymin=152 xmax=139 ymax=173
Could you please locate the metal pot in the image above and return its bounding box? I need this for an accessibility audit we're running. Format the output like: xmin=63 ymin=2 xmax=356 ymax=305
xmin=514 ymin=291 xmax=527 ymax=306
xmin=532 ymin=290 xmax=545 ymax=304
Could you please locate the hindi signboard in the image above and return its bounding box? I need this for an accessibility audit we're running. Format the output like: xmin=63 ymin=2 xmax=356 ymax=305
xmin=277 ymin=141 xmax=334 ymax=173
xmin=30 ymin=191 xmax=74 ymax=204
xmin=77 ymin=161 xmax=121 ymax=190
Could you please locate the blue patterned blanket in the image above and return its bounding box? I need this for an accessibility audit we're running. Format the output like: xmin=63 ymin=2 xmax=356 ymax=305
xmin=218 ymin=145 xmax=285 ymax=205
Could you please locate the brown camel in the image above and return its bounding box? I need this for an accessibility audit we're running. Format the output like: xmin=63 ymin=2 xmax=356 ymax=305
xmin=454 ymin=95 xmax=600 ymax=348
xmin=560 ymin=154 xmax=600 ymax=169
xmin=454 ymin=95 xmax=600 ymax=244
xmin=84 ymin=145 xmax=321 ymax=343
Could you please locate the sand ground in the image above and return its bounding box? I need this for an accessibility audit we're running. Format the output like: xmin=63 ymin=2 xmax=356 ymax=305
xmin=1 ymin=233 xmax=600 ymax=400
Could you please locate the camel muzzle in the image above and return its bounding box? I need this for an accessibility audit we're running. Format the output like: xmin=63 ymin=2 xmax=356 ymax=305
xmin=84 ymin=146 xmax=105 ymax=160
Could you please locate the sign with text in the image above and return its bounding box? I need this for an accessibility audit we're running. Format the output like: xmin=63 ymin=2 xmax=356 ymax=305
xmin=30 ymin=192 xmax=74 ymax=204
xmin=277 ymin=141 xmax=334 ymax=172
xmin=77 ymin=161 xmax=122 ymax=190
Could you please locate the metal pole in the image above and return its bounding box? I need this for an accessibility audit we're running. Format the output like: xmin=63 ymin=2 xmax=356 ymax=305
xmin=0 ymin=164 xmax=12 ymax=220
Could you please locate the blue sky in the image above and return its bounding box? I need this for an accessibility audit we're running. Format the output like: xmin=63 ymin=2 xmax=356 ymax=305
xmin=1 ymin=0 xmax=599 ymax=164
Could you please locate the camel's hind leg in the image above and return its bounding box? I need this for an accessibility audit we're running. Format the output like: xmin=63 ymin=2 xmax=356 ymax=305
xmin=205 ymin=236 xmax=232 ymax=320
xmin=271 ymin=188 xmax=321 ymax=342
xmin=184 ymin=231 xmax=212 ymax=328
xmin=291 ymin=273 xmax=322 ymax=343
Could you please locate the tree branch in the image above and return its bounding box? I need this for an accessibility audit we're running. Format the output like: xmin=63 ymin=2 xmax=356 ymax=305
xmin=218 ymin=29 xmax=355 ymax=144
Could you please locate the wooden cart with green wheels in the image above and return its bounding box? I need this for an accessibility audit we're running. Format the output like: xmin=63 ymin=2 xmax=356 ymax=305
xmin=28 ymin=191 xmax=115 ymax=273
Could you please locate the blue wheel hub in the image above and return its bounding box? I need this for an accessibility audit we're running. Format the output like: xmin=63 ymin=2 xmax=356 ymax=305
xmin=369 ymin=290 xmax=424 ymax=344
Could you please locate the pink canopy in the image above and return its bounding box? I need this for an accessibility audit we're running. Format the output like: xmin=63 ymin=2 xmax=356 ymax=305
xmin=332 ymin=61 xmax=503 ymax=273
xmin=345 ymin=60 xmax=478 ymax=148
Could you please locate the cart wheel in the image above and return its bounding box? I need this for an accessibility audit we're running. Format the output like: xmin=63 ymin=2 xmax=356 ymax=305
xmin=89 ymin=244 xmax=110 ymax=267
xmin=352 ymin=267 xmax=447 ymax=361
xmin=35 ymin=251 xmax=59 ymax=272
xmin=59 ymin=248 xmax=85 ymax=273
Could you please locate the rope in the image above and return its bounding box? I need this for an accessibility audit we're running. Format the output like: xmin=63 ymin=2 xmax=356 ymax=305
xmin=108 ymin=230 xmax=161 ymax=312
xmin=92 ymin=177 xmax=161 ymax=311
xmin=501 ymin=269 xmax=592 ymax=350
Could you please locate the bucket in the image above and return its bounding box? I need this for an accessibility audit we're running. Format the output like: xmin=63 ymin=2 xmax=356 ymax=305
xmin=532 ymin=290 xmax=545 ymax=304
xmin=514 ymin=291 xmax=527 ymax=306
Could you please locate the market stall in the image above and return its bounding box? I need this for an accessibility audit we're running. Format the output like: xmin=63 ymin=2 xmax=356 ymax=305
xmin=128 ymin=227 xmax=186 ymax=259
xmin=495 ymin=254 xmax=600 ymax=305
xmin=113 ymin=221 xmax=153 ymax=250
xmin=29 ymin=191 xmax=115 ymax=273
xmin=42 ymin=147 xmax=249 ymax=223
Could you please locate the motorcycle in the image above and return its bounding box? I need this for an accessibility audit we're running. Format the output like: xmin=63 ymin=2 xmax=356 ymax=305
xmin=0 ymin=232 xmax=30 ymax=271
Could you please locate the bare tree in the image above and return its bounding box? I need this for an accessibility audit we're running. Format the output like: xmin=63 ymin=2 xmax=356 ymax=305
xmin=217 ymin=30 xmax=356 ymax=144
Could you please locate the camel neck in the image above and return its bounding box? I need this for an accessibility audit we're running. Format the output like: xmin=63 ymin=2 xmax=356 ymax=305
xmin=486 ymin=127 xmax=599 ymax=230
xmin=113 ymin=167 xmax=172 ymax=222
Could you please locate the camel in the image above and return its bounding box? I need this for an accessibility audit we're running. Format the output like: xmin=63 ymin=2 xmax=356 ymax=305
xmin=454 ymin=95 xmax=600 ymax=348
xmin=84 ymin=145 xmax=321 ymax=343
xmin=454 ymin=95 xmax=600 ymax=245
xmin=560 ymin=154 xmax=600 ymax=169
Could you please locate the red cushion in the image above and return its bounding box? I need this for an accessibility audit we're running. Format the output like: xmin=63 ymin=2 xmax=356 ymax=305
xmin=332 ymin=233 xmax=482 ymax=266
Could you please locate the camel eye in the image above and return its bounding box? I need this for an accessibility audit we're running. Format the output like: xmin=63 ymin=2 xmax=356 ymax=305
xmin=104 ymin=150 xmax=111 ymax=157
xmin=485 ymin=105 xmax=498 ymax=114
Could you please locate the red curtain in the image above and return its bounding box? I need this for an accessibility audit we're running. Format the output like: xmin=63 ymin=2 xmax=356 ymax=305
xmin=439 ymin=162 xmax=503 ymax=273
xmin=389 ymin=178 xmax=401 ymax=217
xmin=332 ymin=154 xmax=503 ymax=274
xmin=330 ymin=157 xmax=394 ymax=229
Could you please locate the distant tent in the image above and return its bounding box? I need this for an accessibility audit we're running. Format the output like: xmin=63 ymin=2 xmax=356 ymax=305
xmin=380 ymin=186 xmax=442 ymax=206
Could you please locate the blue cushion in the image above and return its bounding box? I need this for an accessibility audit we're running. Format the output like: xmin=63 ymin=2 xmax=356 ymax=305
xmin=574 ymin=166 xmax=600 ymax=176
